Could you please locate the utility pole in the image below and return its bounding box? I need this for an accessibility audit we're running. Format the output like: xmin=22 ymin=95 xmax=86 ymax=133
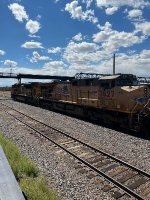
xmin=10 ymin=64 xmax=12 ymax=75
xmin=113 ymin=53 xmax=115 ymax=75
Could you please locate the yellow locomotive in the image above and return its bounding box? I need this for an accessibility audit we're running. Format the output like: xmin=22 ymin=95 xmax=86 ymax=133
xmin=11 ymin=73 xmax=150 ymax=136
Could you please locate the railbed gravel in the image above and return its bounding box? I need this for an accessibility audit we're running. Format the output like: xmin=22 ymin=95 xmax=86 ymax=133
xmin=0 ymin=98 xmax=150 ymax=199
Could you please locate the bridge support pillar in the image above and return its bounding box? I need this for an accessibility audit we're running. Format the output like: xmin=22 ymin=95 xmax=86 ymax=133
xmin=18 ymin=78 xmax=21 ymax=84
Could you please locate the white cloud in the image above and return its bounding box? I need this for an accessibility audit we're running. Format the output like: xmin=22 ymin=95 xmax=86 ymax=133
xmin=110 ymin=50 xmax=150 ymax=75
xmin=67 ymin=64 xmax=95 ymax=74
xmin=1 ymin=50 xmax=150 ymax=79
xmin=43 ymin=61 xmax=67 ymax=75
xmin=30 ymin=51 xmax=49 ymax=63
xmin=26 ymin=20 xmax=41 ymax=34
xmin=36 ymin=14 xmax=42 ymax=20
xmin=8 ymin=3 xmax=29 ymax=22
xmin=135 ymin=21 xmax=150 ymax=35
xmin=66 ymin=49 xmax=150 ymax=76
xmin=61 ymin=22 xmax=147 ymax=72
xmin=93 ymin=22 xmax=144 ymax=52
xmin=65 ymin=1 xmax=82 ymax=19
xmin=96 ymin=0 xmax=150 ymax=8
xmin=11 ymin=67 xmax=42 ymax=75
xmin=65 ymin=1 xmax=98 ymax=24
xmin=140 ymin=49 xmax=150 ymax=59
xmin=8 ymin=3 xmax=42 ymax=36
xmin=48 ymin=47 xmax=61 ymax=54
xmin=63 ymin=41 xmax=100 ymax=65
xmin=105 ymin=7 xmax=118 ymax=15
xmin=43 ymin=61 xmax=67 ymax=69
xmin=72 ymin=33 xmax=83 ymax=41
xmin=28 ymin=34 xmax=40 ymax=38
xmin=82 ymin=0 xmax=93 ymax=8
xmin=4 ymin=60 xmax=17 ymax=67
xmin=0 ymin=64 xmax=68 ymax=80
xmin=128 ymin=9 xmax=143 ymax=18
xmin=21 ymin=41 xmax=44 ymax=49
xmin=66 ymin=41 xmax=99 ymax=53
xmin=0 ymin=50 xmax=6 ymax=55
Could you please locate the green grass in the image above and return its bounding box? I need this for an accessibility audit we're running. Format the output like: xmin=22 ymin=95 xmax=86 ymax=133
xmin=0 ymin=134 xmax=57 ymax=200
xmin=0 ymin=134 xmax=38 ymax=180
xmin=20 ymin=177 xmax=57 ymax=200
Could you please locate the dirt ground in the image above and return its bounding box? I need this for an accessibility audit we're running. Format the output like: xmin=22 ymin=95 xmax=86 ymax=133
xmin=0 ymin=91 xmax=11 ymax=97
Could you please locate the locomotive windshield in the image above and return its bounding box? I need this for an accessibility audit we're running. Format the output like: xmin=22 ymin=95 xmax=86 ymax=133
xmin=116 ymin=79 xmax=139 ymax=86
xmin=99 ymin=74 xmax=139 ymax=88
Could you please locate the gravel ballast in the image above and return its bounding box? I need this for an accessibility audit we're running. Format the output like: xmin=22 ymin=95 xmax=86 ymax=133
xmin=0 ymin=98 xmax=150 ymax=199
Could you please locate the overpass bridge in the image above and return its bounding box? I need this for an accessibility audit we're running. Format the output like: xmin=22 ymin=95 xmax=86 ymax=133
xmin=0 ymin=72 xmax=74 ymax=83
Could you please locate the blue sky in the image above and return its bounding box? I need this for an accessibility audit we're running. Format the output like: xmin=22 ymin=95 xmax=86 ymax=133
xmin=0 ymin=0 xmax=150 ymax=85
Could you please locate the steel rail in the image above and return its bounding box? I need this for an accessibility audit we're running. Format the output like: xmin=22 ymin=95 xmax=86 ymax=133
xmin=2 ymin=104 xmax=149 ymax=199
xmin=2 ymin=103 xmax=150 ymax=179
xmin=3 ymin=109 xmax=146 ymax=199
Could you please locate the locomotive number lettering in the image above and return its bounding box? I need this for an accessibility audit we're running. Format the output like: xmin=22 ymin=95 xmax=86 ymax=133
xmin=99 ymin=90 xmax=114 ymax=98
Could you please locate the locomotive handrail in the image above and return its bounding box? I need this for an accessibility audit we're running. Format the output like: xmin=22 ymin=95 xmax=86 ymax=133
xmin=140 ymin=99 xmax=150 ymax=115
xmin=138 ymin=77 xmax=150 ymax=84
xmin=129 ymin=102 xmax=138 ymax=127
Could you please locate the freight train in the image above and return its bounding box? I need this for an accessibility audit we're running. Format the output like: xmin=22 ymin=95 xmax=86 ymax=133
xmin=11 ymin=73 xmax=150 ymax=137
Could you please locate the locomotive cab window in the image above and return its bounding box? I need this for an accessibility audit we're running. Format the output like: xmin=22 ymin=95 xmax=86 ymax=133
xmin=100 ymin=81 xmax=114 ymax=89
xmin=111 ymin=80 xmax=115 ymax=88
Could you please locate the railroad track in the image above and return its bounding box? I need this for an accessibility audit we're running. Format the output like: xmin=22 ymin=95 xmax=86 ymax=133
xmin=1 ymin=103 xmax=150 ymax=200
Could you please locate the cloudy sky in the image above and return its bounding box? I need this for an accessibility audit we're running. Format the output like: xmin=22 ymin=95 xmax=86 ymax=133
xmin=0 ymin=0 xmax=150 ymax=85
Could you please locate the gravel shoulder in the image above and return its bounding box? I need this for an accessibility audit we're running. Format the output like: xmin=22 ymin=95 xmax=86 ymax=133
xmin=0 ymin=99 xmax=150 ymax=199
